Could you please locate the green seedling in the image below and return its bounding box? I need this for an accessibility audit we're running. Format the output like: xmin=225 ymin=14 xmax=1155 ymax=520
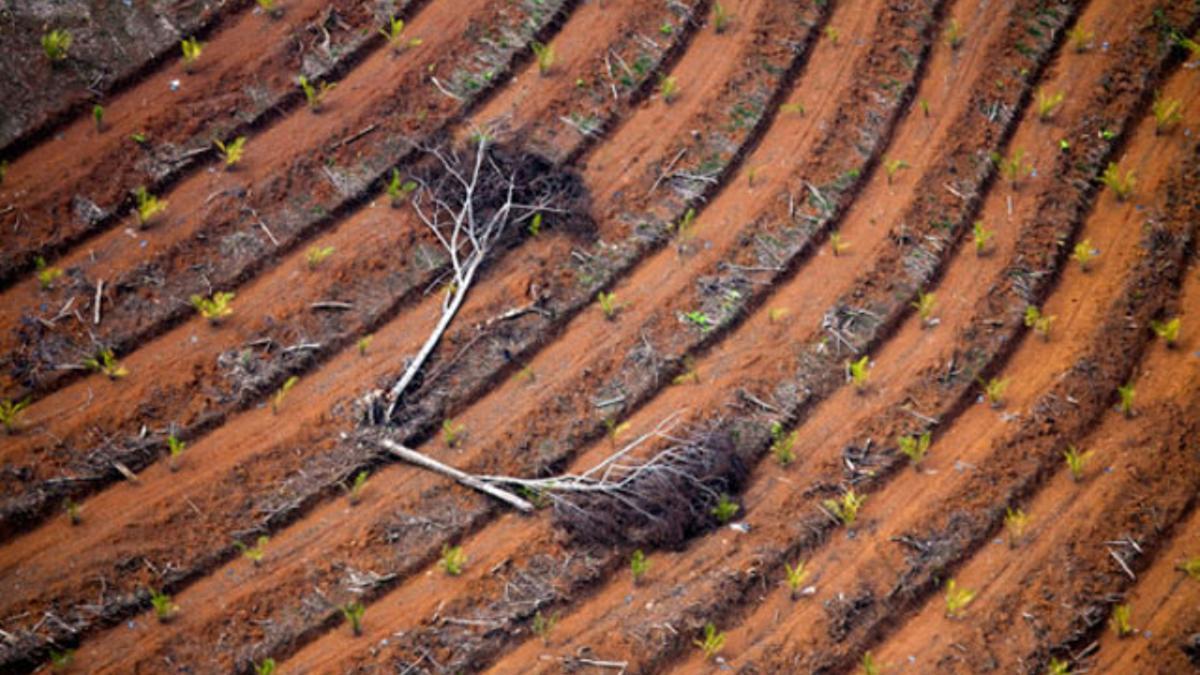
xmin=357 ymin=334 xmax=374 ymax=356
xmin=604 ymin=417 xmax=630 ymax=444
xmin=780 ymin=102 xmax=805 ymax=115
xmin=341 ymin=600 xmax=365 ymax=636
xmin=712 ymin=2 xmax=732 ymax=33
xmin=674 ymin=207 xmax=697 ymax=238
xmin=1004 ymin=507 xmax=1029 ymax=547
xmin=532 ymin=41 xmax=556 ymax=75
xmin=0 ymin=398 xmax=30 ymax=433
xmin=824 ymin=488 xmax=866 ymax=526
xmin=912 ymin=290 xmax=936 ymax=326
xmin=994 ymin=148 xmax=1033 ymax=189
xmin=1152 ymin=92 xmax=1183 ymax=134
xmin=167 ymin=434 xmax=186 ymax=472
xmin=658 ymin=75 xmax=679 ymax=103
xmin=272 ymin=376 xmax=298 ymax=414
xmin=42 ymin=30 xmax=72 ymax=62
xmin=770 ymin=421 xmax=797 ymax=466
xmin=256 ymin=0 xmax=282 ymax=18
xmin=64 ymin=498 xmax=82 ymax=525
xmin=919 ymin=98 xmax=931 ymax=117
xmin=1068 ymin=25 xmax=1094 ymax=52
xmin=299 ymin=75 xmax=336 ymax=112
xmin=532 ymin=610 xmax=557 ymax=643
xmin=34 ymin=256 xmax=64 ymax=290
xmin=630 ymin=549 xmax=649 ymax=584
xmin=1047 ymin=656 xmax=1071 ymax=675
xmin=1036 ymin=88 xmax=1064 ymax=120
xmin=1116 ymin=381 xmax=1135 ymax=418
xmin=1101 ymin=162 xmax=1135 ymax=201
xmin=380 ymin=16 xmax=421 ymax=51
xmin=694 ymin=622 xmax=725 ymax=660
xmin=1059 ymin=138 xmax=1071 ymax=152
xmin=180 ymin=36 xmax=203 ymax=72
xmin=1178 ymin=557 xmax=1200 ymax=580
xmin=824 ymin=26 xmax=839 ymax=45
xmin=684 ymin=310 xmax=713 ymax=332
xmin=131 ymin=131 xmax=147 ymax=144
xmin=1070 ymin=238 xmax=1097 ymax=271
xmin=93 ymin=104 xmax=105 ymax=131
xmin=527 ymin=212 xmax=543 ymax=237
xmin=944 ymin=578 xmax=976 ymax=618
xmin=442 ymin=418 xmax=465 ymax=447
xmin=235 ymin=535 xmax=269 ymax=564
xmin=214 ymin=136 xmax=246 ymax=168
xmin=1024 ymin=306 xmax=1055 ymax=341
xmin=1110 ymin=603 xmax=1133 ymax=638
xmin=984 ymin=377 xmax=1009 ymax=408
xmin=343 ymin=470 xmax=369 ymax=505
xmin=672 ymin=357 xmax=699 ymax=385
xmin=513 ymin=365 xmax=536 ymax=383
xmin=944 ymin=18 xmax=964 ymax=49
xmin=972 ymin=221 xmax=995 ymax=256
xmin=784 ymin=560 xmax=809 ymax=599
xmin=596 ymin=291 xmax=620 ymax=320
xmin=255 ymin=658 xmax=277 ymax=675
xmin=134 ymin=186 xmax=167 ymax=225
xmin=1063 ymin=444 xmax=1093 ymax=482
xmin=149 ymin=588 xmax=179 ymax=622
xmin=847 ymin=355 xmax=870 ymax=392
xmin=385 ymin=169 xmax=418 ymax=206
xmin=439 ymin=544 xmax=466 ymax=575
xmin=861 ymin=652 xmax=881 ymax=675
xmin=49 ymin=648 xmax=75 ymax=672
xmin=897 ymin=431 xmax=931 ymax=467
xmin=190 ymin=291 xmax=235 ymax=323
xmin=830 ymin=231 xmax=850 ymax=256
xmin=305 ymin=245 xmax=335 ymax=268
xmin=659 ymin=22 xmax=673 ymax=35
xmin=1150 ymin=317 xmax=1180 ymax=347
xmin=711 ymin=494 xmax=739 ymax=524
xmin=884 ymin=158 xmax=909 ymax=184
xmin=768 ymin=307 xmax=790 ymax=323
xmin=84 ymin=348 xmax=128 ymax=380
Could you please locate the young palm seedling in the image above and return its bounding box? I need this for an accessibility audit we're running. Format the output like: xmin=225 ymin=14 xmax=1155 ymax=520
xmin=1152 ymin=93 xmax=1183 ymax=135
xmin=944 ymin=578 xmax=976 ymax=618
xmin=712 ymin=2 xmax=733 ymax=33
xmin=34 ymin=256 xmax=63 ymax=290
xmin=1150 ymin=317 xmax=1180 ymax=347
xmin=830 ymin=231 xmax=850 ymax=256
xmin=1004 ymin=507 xmax=1030 ymax=548
xmin=847 ymin=355 xmax=870 ymax=393
xmin=1024 ymin=306 xmax=1055 ymax=340
xmin=134 ymin=186 xmax=167 ymax=226
xmin=912 ymin=290 xmax=936 ymax=327
xmin=1178 ymin=556 xmax=1200 ymax=580
xmin=527 ymin=212 xmax=543 ymax=237
xmin=694 ymin=622 xmax=725 ymax=660
xmin=1110 ymin=603 xmax=1134 ymax=638
xmin=440 ymin=544 xmax=467 ymax=575
xmin=1117 ymin=381 xmax=1135 ymax=418
xmin=255 ymin=658 xmax=277 ymax=675
xmin=299 ymin=75 xmax=336 ymax=112
xmin=1036 ymin=88 xmax=1065 ymax=121
xmin=604 ymin=417 xmax=630 ymax=445
xmin=711 ymin=494 xmax=739 ymax=524
xmin=944 ymin=18 xmax=964 ymax=49
xmin=214 ymin=136 xmax=246 ymax=168
xmin=784 ymin=560 xmax=809 ymax=600
xmin=442 ymin=418 xmax=465 ymax=447
xmin=1063 ymin=444 xmax=1093 ymax=482
xmin=983 ymin=376 xmax=1009 ymax=408
xmin=0 ymin=398 xmax=30 ymax=433
xmin=897 ymin=431 xmax=931 ymax=468
xmin=236 ymin=535 xmax=269 ymax=564
xmin=770 ymin=421 xmax=797 ymax=466
xmin=341 ymin=600 xmax=365 ymax=636
xmin=167 ymin=434 xmax=186 ymax=472
xmin=190 ymin=291 xmax=235 ymax=323
xmin=1101 ymin=162 xmax=1135 ymax=201
xmin=93 ymin=104 xmax=105 ymax=132
xmin=1068 ymin=24 xmax=1094 ymax=52
xmin=49 ymin=649 xmax=75 ymax=672
xmin=824 ymin=26 xmax=839 ymax=45
xmin=357 ymin=334 xmax=373 ymax=355
xmin=305 ymin=245 xmax=335 ymax=268
xmin=42 ymin=30 xmax=72 ymax=62
xmin=994 ymin=148 xmax=1033 ymax=189
xmin=684 ymin=310 xmax=713 ymax=332
xmin=346 ymin=470 xmax=369 ymax=505
xmin=272 ymin=376 xmax=298 ymax=414
xmin=64 ymin=498 xmax=82 ymax=525
xmin=658 ymin=75 xmax=679 ymax=103
xmin=884 ymin=158 xmax=909 ymax=184
xmin=532 ymin=610 xmax=557 ymax=643
xmin=1071 ymin=238 xmax=1098 ymax=271
xmin=768 ymin=307 xmax=790 ymax=323
xmin=532 ymin=41 xmax=556 ymax=76
xmin=672 ymin=356 xmax=700 ymax=385
xmin=380 ymin=16 xmax=421 ymax=53
xmin=385 ymin=168 xmax=418 ymax=206
xmin=180 ymin=37 xmax=203 ymax=72
xmin=1047 ymin=656 xmax=1071 ymax=675
xmin=149 ymin=588 xmax=179 ymax=622
xmin=84 ymin=348 xmax=128 ymax=379
xmin=630 ymin=549 xmax=650 ymax=585
xmin=596 ymin=291 xmax=620 ymax=320
xmin=824 ymin=488 xmax=866 ymax=526
xmin=257 ymin=0 xmax=282 ymax=18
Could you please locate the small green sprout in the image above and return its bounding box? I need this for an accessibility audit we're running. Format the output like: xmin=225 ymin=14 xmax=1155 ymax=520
xmin=862 ymin=651 xmax=881 ymax=675
xmin=1063 ymin=444 xmax=1093 ymax=482
xmin=972 ymin=221 xmax=995 ymax=256
xmin=694 ymin=622 xmax=725 ymax=660
xmin=380 ymin=16 xmax=421 ymax=51
xmin=341 ymin=600 xmax=365 ymax=636
xmin=93 ymin=104 xmax=105 ymax=132
xmin=1101 ymin=162 xmax=1135 ymax=201
xmin=131 ymin=131 xmax=147 ymax=144
xmin=64 ymin=498 xmax=82 ymax=525
xmin=270 ymin=376 xmax=298 ymax=414
xmin=898 ymin=431 xmax=931 ymax=467
xmin=305 ymin=245 xmax=335 ymax=268
xmin=596 ymin=291 xmax=619 ymax=320
xmin=944 ymin=18 xmax=964 ymax=49
xmin=1150 ymin=317 xmax=1180 ymax=347
xmin=711 ymin=494 xmax=739 ymax=523
xmin=994 ymin=148 xmax=1033 ymax=188
xmin=768 ymin=307 xmax=790 ymax=323
xmin=180 ymin=37 xmax=203 ymax=72
xmin=1047 ymin=656 xmax=1071 ymax=675
xmin=847 ymin=355 xmax=870 ymax=392
xmin=149 ymin=588 xmax=179 ymax=622
xmin=784 ymin=560 xmax=809 ymax=599
xmin=385 ymin=168 xmax=418 ymax=206
xmin=1004 ymin=507 xmax=1029 ymax=547
xmin=1116 ymin=381 xmax=1135 ymax=418
xmin=0 ymin=398 xmax=30 ymax=434
xmin=630 ymin=549 xmax=649 ymax=584
xmin=824 ymin=26 xmax=839 ymax=44
xmin=1036 ymin=88 xmax=1064 ymax=120
xmin=944 ymin=578 xmax=976 ymax=618
xmin=912 ymin=290 xmax=936 ymax=326
xmin=532 ymin=41 xmax=556 ymax=76
xmin=674 ymin=207 xmax=697 ymax=238
xmin=49 ymin=648 xmax=75 ymax=672
xmin=605 ymin=417 xmax=630 ymax=444
xmin=1068 ymin=25 xmax=1094 ymax=52
xmin=439 ymin=544 xmax=466 ymax=576
xmin=919 ymin=98 xmax=931 ymax=117
xmin=712 ymin=3 xmax=733 ymax=33
xmin=442 ymin=418 xmax=465 ymax=447
xmin=824 ymin=488 xmax=866 ymax=526
xmin=1024 ymin=306 xmax=1055 ymax=340
xmin=532 ymin=610 xmax=557 ymax=643
xmin=1110 ymin=603 xmax=1133 ymax=638
xmin=1178 ymin=557 xmax=1200 ymax=580
xmin=299 ymin=75 xmax=336 ymax=112
xmin=84 ymin=348 xmax=128 ymax=379
xmin=1071 ymin=238 xmax=1097 ymax=271
xmin=770 ymin=421 xmax=797 ymax=466
xmin=346 ymin=470 xmax=369 ymax=505
xmin=884 ymin=158 xmax=909 ymax=184
xmin=780 ymin=102 xmax=805 ymax=115
xmin=134 ymin=186 xmax=167 ymax=225
xmin=659 ymin=22 xmax=674 ymax=35
xmin=984 ymin=377 xmax=1009 ymax=408
xmin=235 ymin=535 xmax=269 ymax=564
xmin=672 ymin=357 xmax=699 ymax=385
xmin=34 ymin=256 xmax=64 ymax=290
xmin=684 ymin=310 xmax=713 ymax=332
xmin=214 ymin=136 xmax=246 ymax=168
xmin=42 ymin=30 xmax=72 ymax=62
xmin=190 ymin=291 xmax=235 ymax=323
xmin=658 ymin=75 xmax=679 ymax=103
xmin=255 ymin=658 xmax=277 ymax=675
xmin=1059 ymin=138 xmax=1070 ymax=151
xmin=830 ymin=231 xmax=850 ymax=256
xmin=167 ymin=434 xmax=186 ymax=472
xmin=1152 ymin=93 xmax=1183 ymax=135
xmin=256 ymin=0 xmax=282 ymax=18
xmin=357 ymin=334 xmax=374 ymax=356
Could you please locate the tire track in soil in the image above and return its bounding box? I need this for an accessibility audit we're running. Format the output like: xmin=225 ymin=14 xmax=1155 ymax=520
xmin=0 ymin=0 xmax=403 ymax=290
xmin=0 ymin=0 xmax=577 ymax=399
xmin=0 ymin=0 xmax=697 ymax=547
xmin=44 ymin=1 xmax=825 ymax=667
